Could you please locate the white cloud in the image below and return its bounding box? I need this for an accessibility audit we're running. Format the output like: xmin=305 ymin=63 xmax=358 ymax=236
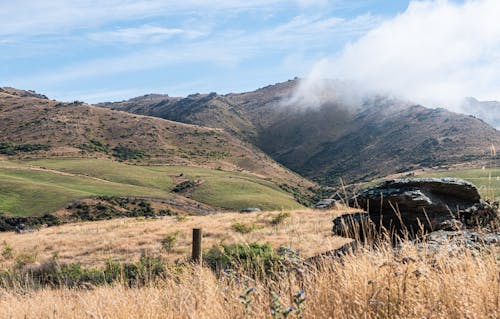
xmin=87 ymin=25 xmax=196 ymax=44
xmin=297 ymin=0 xmax=500 ymax=110
xmin=0 ymin=0 xmax=331 ymax=36
xmin=9 ymin=13 xmax=379 ymax=88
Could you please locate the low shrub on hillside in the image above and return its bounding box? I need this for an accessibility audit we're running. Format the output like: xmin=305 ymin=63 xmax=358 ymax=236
xmin=0 ymin=253 xmax=166 ymax=289
xmin=172 ymin=180 xmax=196 ymax=193
xmin=0 ymin=142 xmax=50 ymax=155
xmin=204 ymin=243 xmax=302 ymax=278
xmin=270 ymin=212 xmax=291 ymax=225
xmin=79 ymin=139 xmax=108 ymax=153
xmin=112 ymin=146 xmax=146 ymax=161
xmin=67 ymin=198 xmax=175 ymax=223
xmin=0 ymin=214 xmax=62 ymax=232
xmin=160 ymin=232 xmax=179 ymax=252
xmin=231 ymin=222 xmax=260 ymax=234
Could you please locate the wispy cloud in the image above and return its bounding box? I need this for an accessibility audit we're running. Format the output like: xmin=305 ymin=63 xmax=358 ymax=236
xmin=9 ymin=12 xmax=379 ymax=88
xmin=2 ymin=0 xmax=384 ymax=102
xmin=0 ymin=0 xmax=330 ymax=36
xmin=87 ymin=25 xmax=201 ymax=44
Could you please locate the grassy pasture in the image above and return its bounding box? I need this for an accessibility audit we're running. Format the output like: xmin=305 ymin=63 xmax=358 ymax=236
xmin=0 ymin=168 xmax=172 ymax=216
xmin=0 ymin=159 xmax=302 ymax=216
xmin=422 ymin=167 xmax=500 ymax=200
xmin=146 ymin=165 xmax=302 ymax=211
xmin=29 ymin=158 xmax=174 ymax=191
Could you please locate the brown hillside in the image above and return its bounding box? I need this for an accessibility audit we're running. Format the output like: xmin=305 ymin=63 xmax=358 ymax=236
xmin=101 ymin=79 xmax=500 ymax=185
xmin=0 ymin=89 xmax=313 ymax=189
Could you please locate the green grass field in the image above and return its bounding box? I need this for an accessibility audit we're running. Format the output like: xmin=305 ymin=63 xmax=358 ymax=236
xmin=423 ymin=168 xmax=500 ymax=200
xmin=29 ymin=159 xmax=174 ymax=191
xmin=0 ymin=168 xmax=172 ymax=216
xmin=146 ymin=166 xmax=303 ymax=211
xmin=0 ymin=159 xmax=301 ymax=216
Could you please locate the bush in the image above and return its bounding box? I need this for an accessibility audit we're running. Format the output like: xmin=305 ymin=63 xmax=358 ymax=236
xmin=68 ymin=199 xmax=161 ymax=221
xmin=160 ymin=232 xmax=179 ymax=252
xmin=204 ymin=243 xmax=279 ymax=277
xmin=270 ymin=212 xmax=291 ymax=225
xmin=79 ymin=139 xmax=108 ymax=153
xmin=0 ymin=254 xmax=167 ymax=289
xmin=1 ymin=243 xmax=14 ymax=260
xmin=172 ymin=180 xmax=196 ymax=193
xmin=0 ymin=213 xmax=61 ymax=232
xmin=231 ymin=222 xmax=258 ymax=234
xmin=112 ymin=146 xmax=146 ymax=161
xmin=0 ymin=142 xmax=50 ymax=155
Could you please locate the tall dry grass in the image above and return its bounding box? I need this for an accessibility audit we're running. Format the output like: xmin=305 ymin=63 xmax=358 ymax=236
xmin=1 ymin=240 xmax=498 ymax=319
xmin=0 ymin=209 xmax=351 ymax=268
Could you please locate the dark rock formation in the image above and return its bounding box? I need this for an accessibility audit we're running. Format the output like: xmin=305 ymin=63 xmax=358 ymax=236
xmin=332 ymin=212 xmax=374 ymax=240
xmin=329 ymin=178 xmax=500 ymax=259
xmin=349 ymin=178 xmax=496 ymax=235
xmin=239 ymin=207 xmax=262 ymax=213
xmin=315 ymin=199 xmax=337 ymax=209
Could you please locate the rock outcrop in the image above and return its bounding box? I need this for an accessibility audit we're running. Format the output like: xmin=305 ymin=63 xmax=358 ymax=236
xmin=315 ymin=199 xmax=337 ymax=209
xmin=329 ymin=178 xmax=500 ymax=259
xmin=349 ymin=178 xmax=497 ymax=235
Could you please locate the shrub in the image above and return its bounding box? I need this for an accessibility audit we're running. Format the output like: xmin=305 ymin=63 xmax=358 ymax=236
xmin=160 ymin=232 xmax=179 ymax=252
xmin=270 ymin=212 xmax=291 ymax=225
xmin=112 ymin=146 xmax=146 ymax=161
xmin=172 ymin=180 xmax=196 ymax=193
xmin=79 ymin=139 xmax=108 ymax=153
xmin=15 ymin=253 xmax=38 ymax=268
xmin=176 ymin=215 xmax=188 ymax=222
xmin=231 ymin=222 xmax=258 ymax=234
xmin=158 ymin=209 xmax=176 ymax=216
xmin=1 ymin=243 xmax=14 ymax=260
xmin=0 ymin=142 xmax=50 ymax=155
xmin=0 ymin=254 xmax=167 ymax=288
xmin=204 ymin=243 xmax=279 ymax=277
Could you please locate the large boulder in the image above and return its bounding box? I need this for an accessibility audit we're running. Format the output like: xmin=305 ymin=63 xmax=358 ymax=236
xmin=332 ymin=212 xmax=374 ymax=240
xmin=315 ymin=199 xmax=337 ymax=209
xmin=349 ymin=178 xmax=496 ymax=236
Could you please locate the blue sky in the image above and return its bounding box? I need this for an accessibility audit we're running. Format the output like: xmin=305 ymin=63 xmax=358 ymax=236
xmin=1 ymin=0 xmax=411 ymax=103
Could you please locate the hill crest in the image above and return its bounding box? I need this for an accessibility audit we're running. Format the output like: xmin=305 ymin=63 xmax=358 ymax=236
xmin=100 ymin=79 xmax=500 ymax=185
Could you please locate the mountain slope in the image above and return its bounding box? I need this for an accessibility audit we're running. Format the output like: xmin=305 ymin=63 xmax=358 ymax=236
xmin=101 ymin=79 xmax=500 ymax=185
xmin=0 ymin=88 xmax=313 ymax=190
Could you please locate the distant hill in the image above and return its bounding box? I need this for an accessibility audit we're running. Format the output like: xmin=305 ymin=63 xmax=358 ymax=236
xmin=461 ymin=97 xmax=500 ymax=130
xmin=0 ymin=88 xmax=312 ymax=190
xmin=100 ymin=79 xmax=500 ymax=185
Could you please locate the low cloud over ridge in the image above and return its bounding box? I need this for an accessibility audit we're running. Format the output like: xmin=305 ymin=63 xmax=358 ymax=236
xmin=297 ymin=0 xmax=500 ymax=112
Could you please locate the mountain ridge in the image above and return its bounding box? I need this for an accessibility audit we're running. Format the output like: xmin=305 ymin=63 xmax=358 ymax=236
xmin=99 ymin=79 xmax=500 ymax=185
xmin=0 ymin=87 xmax=313 ymax=191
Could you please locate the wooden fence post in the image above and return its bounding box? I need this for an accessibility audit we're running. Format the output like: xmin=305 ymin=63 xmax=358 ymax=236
xmin=192 ymin=228 xmax=202 ymax=264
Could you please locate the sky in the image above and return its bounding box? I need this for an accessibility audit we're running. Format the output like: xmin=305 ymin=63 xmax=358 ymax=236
xmin=2 ymin=0 xmax=498 ymax=108
xmin=1 ymin=0 xmax=408 ymax=103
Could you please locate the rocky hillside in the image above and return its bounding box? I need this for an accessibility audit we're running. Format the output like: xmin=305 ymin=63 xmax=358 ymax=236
xmin=101 ymin=79 xmax=500 ymax=185
xmin=0 ymin=88 xmax=312 ymax=189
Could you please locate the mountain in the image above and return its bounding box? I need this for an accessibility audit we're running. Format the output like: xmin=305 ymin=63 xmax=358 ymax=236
xmin=0 ymin=87 xmax=312 ymax=190
xmin=461 ymin=97 xmax=500 ymax=130
xmin=100 ymin=79 xmax=500 ymax=185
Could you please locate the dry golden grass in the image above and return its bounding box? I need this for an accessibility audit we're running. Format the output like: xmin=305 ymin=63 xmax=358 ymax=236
xmin=1 ymin=242 xmax=498 ymax=318
xmin=0 ymin=209 xmax=352 ymax=269
xmin=1 ymin=208 xmax=499 ymax=318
